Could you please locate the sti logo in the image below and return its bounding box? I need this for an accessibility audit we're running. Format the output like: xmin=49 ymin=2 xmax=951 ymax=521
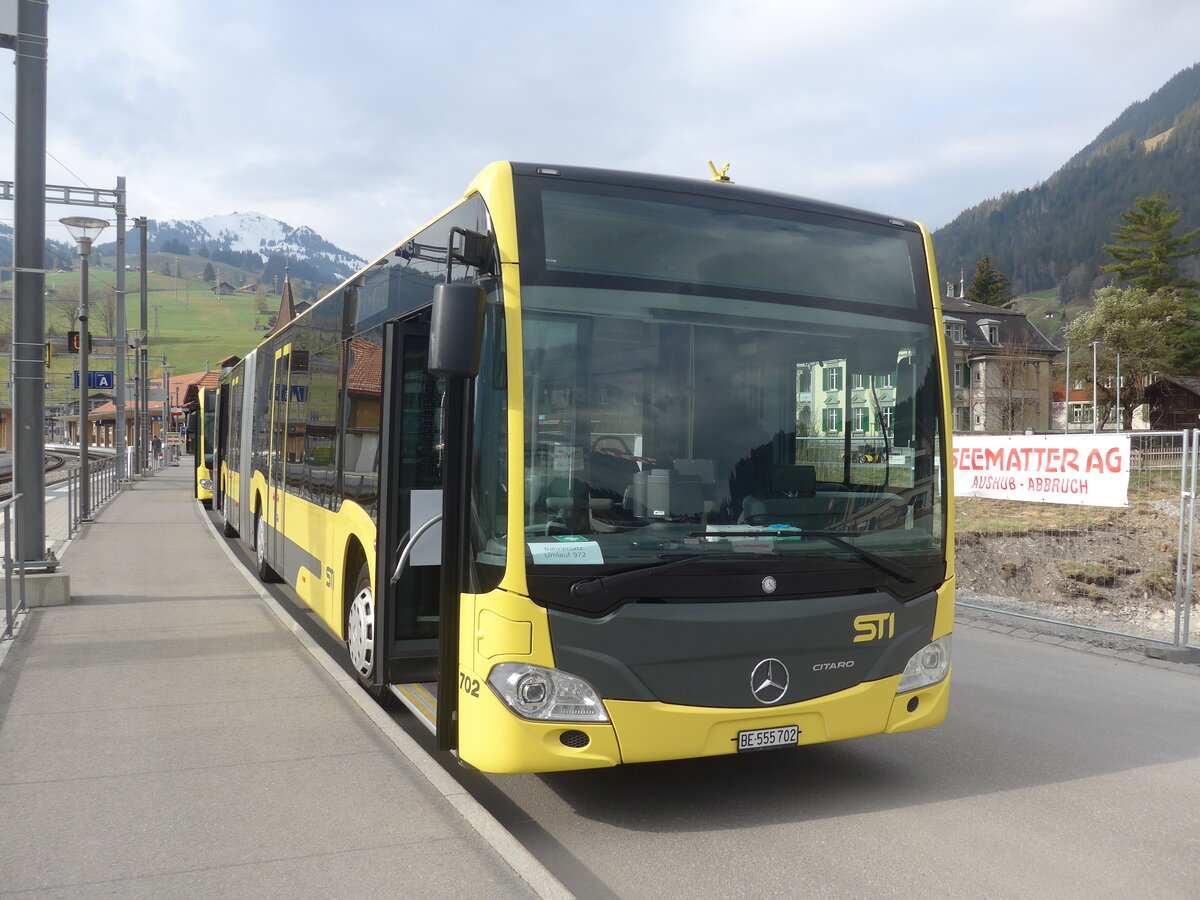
xmin=853 ymin=613 xmax=895 ymax=643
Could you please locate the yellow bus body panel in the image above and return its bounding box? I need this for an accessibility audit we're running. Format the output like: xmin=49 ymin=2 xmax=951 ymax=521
xmin=918 ymin=223 xmax=955 ymax=595
xmin=456 ymin=665 xmax=949 ymax=773
xmin=457 ymin=664 xmax=623 ymax=773
xmin=606 ymin=673 xmax=949 ymax=765
xmin=195 ymin=462 xmax=213 ymax=502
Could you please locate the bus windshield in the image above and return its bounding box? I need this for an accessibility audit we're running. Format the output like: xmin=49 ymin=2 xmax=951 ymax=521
xmin=513 ymin=177 xmax=946 ymax=591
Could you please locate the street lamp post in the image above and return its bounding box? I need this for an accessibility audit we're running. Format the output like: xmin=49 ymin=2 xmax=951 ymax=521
xmin=1092 ymin=340 xmax=1102 ymax=434
xmin=1116 ymin=352 xmax=1122 ymax=432
xmin=126 ymin=328 xmax=146 ymax=473
xmin=61 ymin=215 xmax=108 ymax=519
xmin=134 ymin=217 xmax=149 ymax=475
xmin=1064 ymin=345 xmax=1071 ymax=434
xmin=161 ymin=362 xmax=174 ymax=465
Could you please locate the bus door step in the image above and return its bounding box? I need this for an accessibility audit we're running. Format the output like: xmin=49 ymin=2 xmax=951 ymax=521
xmin=389 ymin=682 xmax=437 ymax=734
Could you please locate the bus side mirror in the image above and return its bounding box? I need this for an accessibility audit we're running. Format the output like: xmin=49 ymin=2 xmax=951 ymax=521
xmin=429 ymin=283 xmax=487 ymax=378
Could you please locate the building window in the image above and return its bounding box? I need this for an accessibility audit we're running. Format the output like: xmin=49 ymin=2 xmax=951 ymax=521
xmin=955 ymin=406 xmax=971 ymax=431
xmin=874 ymin=372 xmax=895 ymax=389
xmin=851 ymin=373 xmax=867 ymax=389
xmin=986 ymin=324 xmax=1000 ymax=345
xmin=852 ymin=406 xmax=870 ymax=432
xmin=823 ymin=366 xmax=843 ymax=391
xmin=945 ymin=323 xmax=966 ymax=343
xmin=954 ymin=362 xmax=970 ymax=388
xmin=823 ymin=407 xmax=843 ymax=432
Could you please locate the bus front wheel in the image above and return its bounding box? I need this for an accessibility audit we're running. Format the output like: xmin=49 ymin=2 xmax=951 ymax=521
xmin=222 ymin=494 xmax=237 ymax=538
xmin=346 ymin=563 xmax=392 ymax=705
xmin=254 ymin=509 xmax=280 ymax=583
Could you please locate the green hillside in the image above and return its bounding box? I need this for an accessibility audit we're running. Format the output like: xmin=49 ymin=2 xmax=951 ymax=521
xmin=0 ymin=257 xmax=280 ymax=409
xmin=933 ymin=62 xmax=1200 ymax=304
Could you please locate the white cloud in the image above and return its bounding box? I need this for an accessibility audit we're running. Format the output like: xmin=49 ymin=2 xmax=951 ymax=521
xmin=0 ymin=0 xmax=1196 ymax=254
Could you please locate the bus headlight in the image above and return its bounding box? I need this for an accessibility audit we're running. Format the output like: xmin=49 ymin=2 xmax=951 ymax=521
xmin=199 ymin=479 xmax=213 ymax=491
xmin=487 ymin=663 xmax=610 ymax=723
xmin=897 ymin=637 xmax=950 ymax=693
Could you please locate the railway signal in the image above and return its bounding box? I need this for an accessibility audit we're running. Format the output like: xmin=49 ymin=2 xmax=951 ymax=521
xmin=67 ymin=330 xmax=93 ymax=353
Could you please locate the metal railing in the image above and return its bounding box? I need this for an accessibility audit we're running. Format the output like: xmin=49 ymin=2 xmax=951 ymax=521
xmin=67 ymin=455 xmax=120 ymax=538
xmin=3 ymin=494 xmax=26 ymax=641
xmin=956 ymin=430 xmax=1198 ymax=651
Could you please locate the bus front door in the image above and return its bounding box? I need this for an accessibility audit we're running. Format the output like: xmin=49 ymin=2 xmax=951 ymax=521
xmin=376 ymin=317 xmax=448 ymax=734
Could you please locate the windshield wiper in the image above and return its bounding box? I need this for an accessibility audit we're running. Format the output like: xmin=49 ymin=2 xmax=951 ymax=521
xmin=688 ymin=529 xmax=916 ymax=584
xmin=569 ymin=552 xmax=766 ymax=599
xmin=794 ymin=531 xmax=916 ymax=583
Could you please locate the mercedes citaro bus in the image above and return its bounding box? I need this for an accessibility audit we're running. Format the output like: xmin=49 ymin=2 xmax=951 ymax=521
xmin=213 ymin=162 xmax=954 ymax=773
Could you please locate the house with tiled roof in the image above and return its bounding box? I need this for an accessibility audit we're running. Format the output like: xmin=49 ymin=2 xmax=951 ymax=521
xmin=1145 ymin=375 xmax=1200 ymax=430
xmin=941 ymin=287 xmax=1058 ymax=433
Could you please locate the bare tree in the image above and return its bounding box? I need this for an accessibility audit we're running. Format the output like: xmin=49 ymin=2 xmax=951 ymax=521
xmin=90 ymin=286 xmax=118 ymax=338
xmin=971 ymin=347 xmax=1045 ymax=434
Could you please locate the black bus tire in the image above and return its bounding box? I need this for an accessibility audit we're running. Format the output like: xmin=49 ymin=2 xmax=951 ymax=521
xmin=346 ymin=562 xmax=393 ymax=706
xmin=254 ymin=508 xmax=280 ymax=583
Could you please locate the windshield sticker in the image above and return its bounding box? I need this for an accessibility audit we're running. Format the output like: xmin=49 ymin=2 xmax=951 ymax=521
xmin=528 ymin=540 xmax=604 ymax=565
xmin=704 ymin=525 xmax=781 ymax=553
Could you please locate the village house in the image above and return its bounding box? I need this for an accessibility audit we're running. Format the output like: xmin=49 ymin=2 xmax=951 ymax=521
xmin=941 ymin=287 xmax=1058 ymax=434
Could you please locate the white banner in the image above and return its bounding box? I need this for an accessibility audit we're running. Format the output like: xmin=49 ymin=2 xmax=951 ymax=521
xmin=952 ymin=433 xmax=1130 ymax=507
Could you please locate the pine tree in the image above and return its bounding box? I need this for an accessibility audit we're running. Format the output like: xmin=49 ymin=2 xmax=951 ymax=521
xmin=1101 ymin=192 xmax=1200 ymax=300
xmin=965 ymin=255 xmax=1013 ymax=306
xmin=202 ymin=262 xmax=216 ymax=284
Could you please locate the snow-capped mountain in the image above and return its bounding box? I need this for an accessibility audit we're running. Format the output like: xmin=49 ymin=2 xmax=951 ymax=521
xmin=144 ymin=212 xmax=366 ymax=284
xmin=0 ymin=212 xmax=366 ymax=288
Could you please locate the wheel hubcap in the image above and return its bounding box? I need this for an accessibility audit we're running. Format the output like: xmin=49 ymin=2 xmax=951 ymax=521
xmin=347 ymin=587 xmax=375 ymax=679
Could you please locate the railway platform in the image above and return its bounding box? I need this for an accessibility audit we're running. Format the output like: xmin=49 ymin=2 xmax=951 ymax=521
xmin=0 ymin=457 xmax=559 ymax=898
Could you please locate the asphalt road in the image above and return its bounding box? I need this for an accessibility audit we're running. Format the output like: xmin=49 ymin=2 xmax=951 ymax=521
xmin=224 ymin=522 xmax=1200 ymax=899
xmin=483 ymin=623 xmax=1200 ymax=899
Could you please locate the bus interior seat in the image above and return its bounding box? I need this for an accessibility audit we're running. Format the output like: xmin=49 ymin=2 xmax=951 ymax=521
xmin=740 ymin=464 xmax=823 ymax=526
xmin=769 ymin=464 xmax=816 ymax=497
xmin=587 ymin=450 xmax=640 ymax=504
xmin=587 ymin=451 xmax=643 ymax=531
xmin=674 ymin=459 xmax=717 ymax=511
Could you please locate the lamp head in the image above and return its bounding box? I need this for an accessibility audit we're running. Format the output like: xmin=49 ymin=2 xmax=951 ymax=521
xmin=60 ymin=216 xmax=109 ymax=257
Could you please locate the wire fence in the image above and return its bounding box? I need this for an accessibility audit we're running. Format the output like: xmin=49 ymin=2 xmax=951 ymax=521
xmin=955 ymin=430 xmax=1197 ymax=649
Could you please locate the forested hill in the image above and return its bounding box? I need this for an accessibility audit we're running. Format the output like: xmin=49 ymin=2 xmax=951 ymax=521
xmin=932 ymin=62 xmax=1200 ymax=302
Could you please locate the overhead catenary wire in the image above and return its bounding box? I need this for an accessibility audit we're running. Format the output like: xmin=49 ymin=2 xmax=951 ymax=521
xmin=0 ymin=107 xmax=94 ymax=189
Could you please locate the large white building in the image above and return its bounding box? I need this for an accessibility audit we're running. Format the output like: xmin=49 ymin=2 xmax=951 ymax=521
xmin=940 ymin=291 xmax=1058 ymax=434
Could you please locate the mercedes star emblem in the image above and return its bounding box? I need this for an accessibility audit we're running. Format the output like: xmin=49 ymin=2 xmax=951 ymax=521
xmin=750 ymin=657 xmax=789 ymax=704
xmin=762 ymin=576 xmax=777 ymax=594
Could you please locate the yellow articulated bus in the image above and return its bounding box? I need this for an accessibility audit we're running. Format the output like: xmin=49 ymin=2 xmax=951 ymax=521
xmin=216 ymin=163 xmax=954 ymax=773
xmin=191 ymin=386 xmax=215 ymax=507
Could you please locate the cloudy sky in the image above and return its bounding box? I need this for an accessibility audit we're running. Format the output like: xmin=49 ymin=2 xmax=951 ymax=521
xmin=3 ymin=0 xmax=1199 ymax=262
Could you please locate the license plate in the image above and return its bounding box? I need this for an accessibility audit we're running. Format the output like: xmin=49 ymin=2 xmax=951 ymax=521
xmin=736 ymin=725 xmax=799 ymax=752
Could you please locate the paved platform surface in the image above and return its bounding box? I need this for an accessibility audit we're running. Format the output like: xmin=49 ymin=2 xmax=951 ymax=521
xmin=0 ymin=460 xmax=555 ymax=898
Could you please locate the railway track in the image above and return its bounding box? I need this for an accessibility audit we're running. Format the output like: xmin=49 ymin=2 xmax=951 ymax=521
xmin=0 ymin=451 xmax=75 ymax=500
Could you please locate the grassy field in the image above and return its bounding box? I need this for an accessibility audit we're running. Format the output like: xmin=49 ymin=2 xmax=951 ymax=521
xmin=1 ymin=258 xmax=279 ymax=405
xmin=1011 ymin=289 xmax=1065 ymax=340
